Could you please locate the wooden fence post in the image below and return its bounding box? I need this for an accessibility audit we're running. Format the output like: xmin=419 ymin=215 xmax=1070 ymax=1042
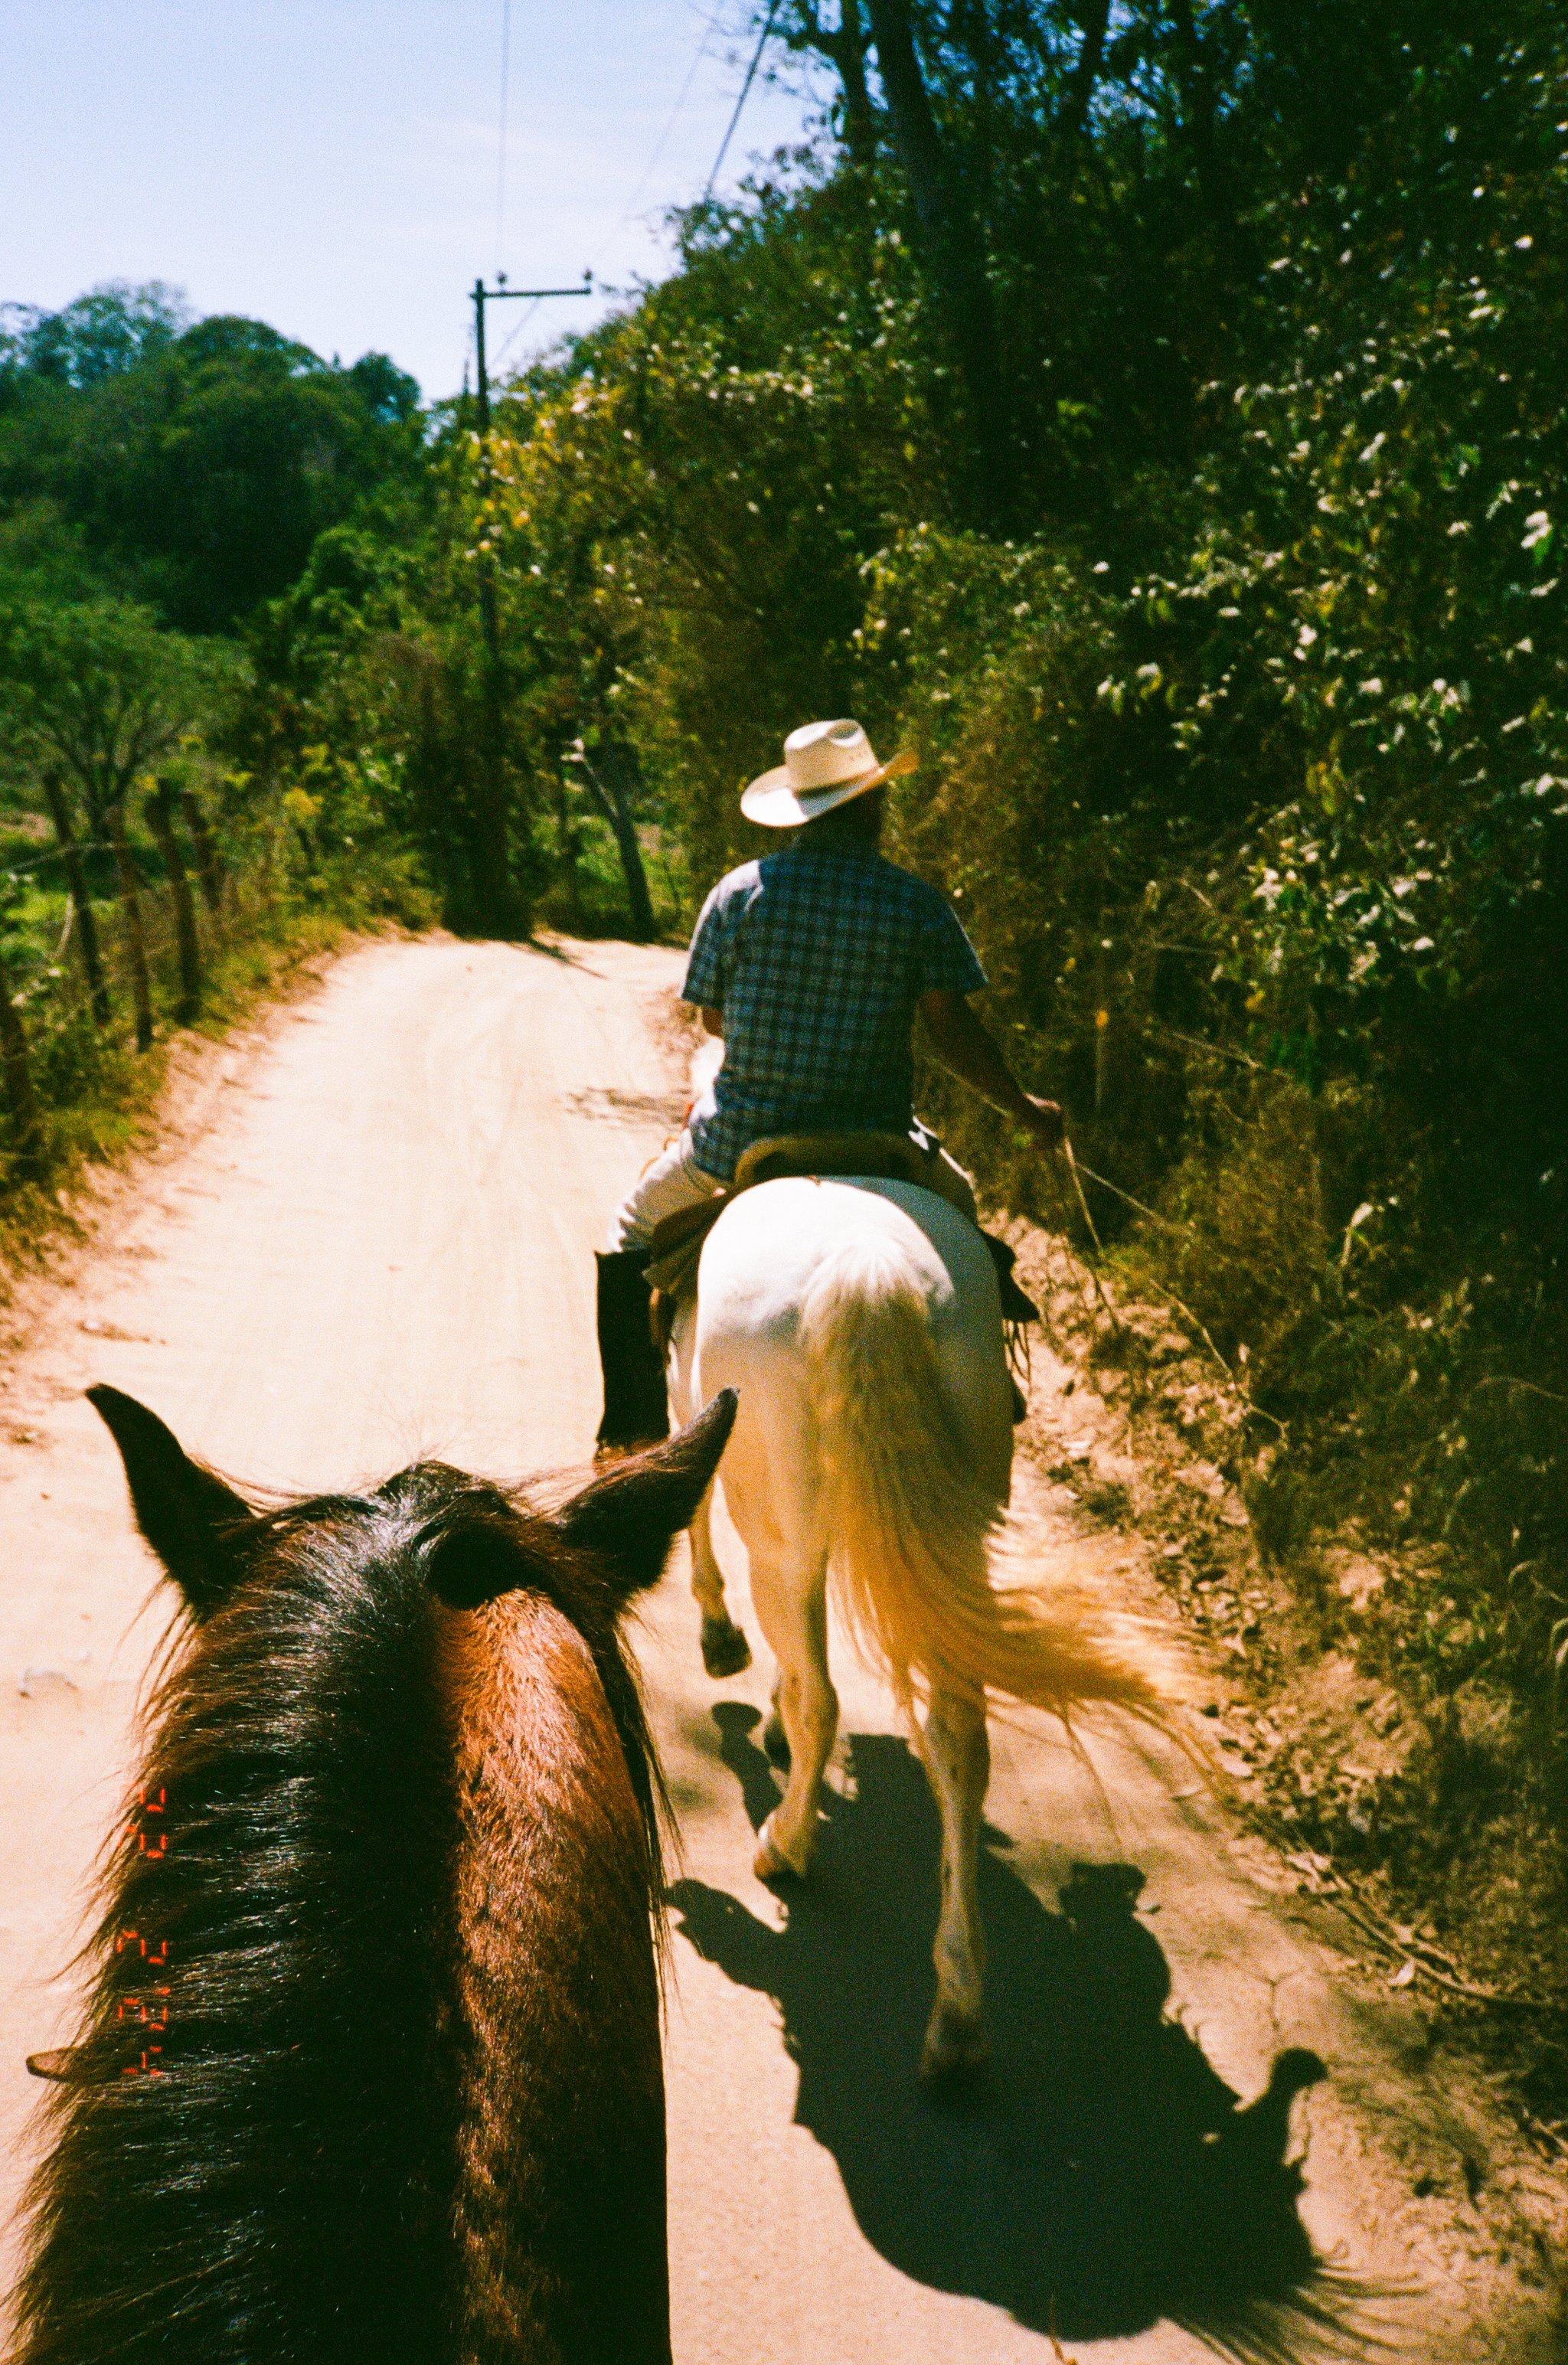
xmin=0 ymin=945 xmax=44 ymax=1181
xmin=107 ymin=803 xmax=154 ymax=1053
xmin=146 ymin=781 xmax=201 ymax=1024
xmin=40 ymin=773 xmax=112 ymax=1028
xmin=178 ymin=788 xmax=227 ymax=933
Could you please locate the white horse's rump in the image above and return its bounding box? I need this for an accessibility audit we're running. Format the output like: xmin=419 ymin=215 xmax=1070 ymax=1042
xmin=670 ymin=1174 xmax=1178 ymax=2079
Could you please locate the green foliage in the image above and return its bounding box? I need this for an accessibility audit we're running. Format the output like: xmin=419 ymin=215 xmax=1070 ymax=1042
xmin=2 ymin=27 xmax=1563 ymax=1782
xmin=407 ymin=5 xmax=1568 ymax=1968
xmin=1 ymin=284 xmax=425 ymax=630
xmin=469 ymin=171 xmax=942 ymax=896
xmin=0 ymin=590 xmax=238 ymax=831
xmin=0 ymin=280 xmax=189 ymax=387
xmin=230 ymin=475 xmax=514 ymax=933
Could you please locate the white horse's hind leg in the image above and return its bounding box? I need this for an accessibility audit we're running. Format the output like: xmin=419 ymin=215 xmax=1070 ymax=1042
xmin=748 ymin=1557 xmax=836 ymax=1880
xmin=689 ymin=1488 xmax=751 ymax=1678
xmin=918 ymin=1682 xmax=991 ymax=2081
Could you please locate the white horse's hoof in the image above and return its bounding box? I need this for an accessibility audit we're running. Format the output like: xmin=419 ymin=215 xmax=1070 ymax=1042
xmin=920 ymin=2001 xmax=988 ymax=2086
xmin=753 ymin=1810 xmax=809 ymax=1883
xmin=700 ymin=1614 xmax=751 ymax=1680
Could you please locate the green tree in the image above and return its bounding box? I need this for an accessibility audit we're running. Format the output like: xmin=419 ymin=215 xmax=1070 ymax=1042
xmin=0 ymin=280 xmax=189 ymax=387
xmin=0 ymin=592 xmax=236 ymax=839
xmin=1 ymin=289 xmax=426 ymax=632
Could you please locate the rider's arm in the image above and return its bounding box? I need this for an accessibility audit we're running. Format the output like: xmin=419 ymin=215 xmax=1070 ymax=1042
xmin=918 ymin=991 xmax=1063 ymax=1148
xmin=699 ymin=1007 xmax=724 ymax=1040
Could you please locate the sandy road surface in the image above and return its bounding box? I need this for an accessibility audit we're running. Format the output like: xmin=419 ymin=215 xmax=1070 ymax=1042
xmin=0 ymin=935 xmax=1560 ymax=2361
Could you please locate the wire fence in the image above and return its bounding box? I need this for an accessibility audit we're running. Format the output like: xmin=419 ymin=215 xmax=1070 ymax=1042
xmin=0 ymin=791 xmax=299 ymax=1190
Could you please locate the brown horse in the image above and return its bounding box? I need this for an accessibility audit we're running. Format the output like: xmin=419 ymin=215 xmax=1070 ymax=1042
xmin=14 ymin=1381 xmax=736 ymax=2365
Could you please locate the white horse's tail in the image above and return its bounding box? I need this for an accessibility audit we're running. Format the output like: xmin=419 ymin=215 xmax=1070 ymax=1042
xmin=800 ymin=1235 xmax=1179 ymax=1727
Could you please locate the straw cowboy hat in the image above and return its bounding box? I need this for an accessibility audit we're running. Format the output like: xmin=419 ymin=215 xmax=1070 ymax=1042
xmin=740 ymin=717 xmax=916 ymax=828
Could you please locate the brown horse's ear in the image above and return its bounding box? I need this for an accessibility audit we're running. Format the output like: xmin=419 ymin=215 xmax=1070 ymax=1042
xmin=88 ymin=1386 xmax=256 ymax=1620
xmin=552 ymin=1390 xmax=738 ymax=1599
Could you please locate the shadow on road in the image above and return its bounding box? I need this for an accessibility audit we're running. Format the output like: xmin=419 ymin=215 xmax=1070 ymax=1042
xmin=671 ymin=1704 xmax=1365 ymax=2358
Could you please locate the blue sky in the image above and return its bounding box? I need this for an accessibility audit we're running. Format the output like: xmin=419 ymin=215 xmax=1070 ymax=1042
xmin=4 ymin=2 xmax=821 ymax=398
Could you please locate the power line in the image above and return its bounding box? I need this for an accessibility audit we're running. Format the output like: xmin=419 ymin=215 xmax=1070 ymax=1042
xmin=490 ymin=296 xmax=544 ymax=377
xmin=495 ymin=0 xmax=513 ymax=273
xmin=486 ymin=1 xmax=721 ymax=385
xmin=614 ymin=0 xmax=726 ymax=239
xmin=701 ymin=0 xmax=781 ymax=204
xmin=482 ymin=0 xmax=765 ymax=385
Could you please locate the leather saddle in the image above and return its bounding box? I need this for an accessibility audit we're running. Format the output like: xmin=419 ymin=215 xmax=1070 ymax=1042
xmin=645 ymin=1129 xmax=1039 ymax=1338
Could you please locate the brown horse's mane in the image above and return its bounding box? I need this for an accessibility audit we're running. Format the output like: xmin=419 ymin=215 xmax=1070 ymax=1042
xmin=14 ymin=1464 xmax=665 ymax=2365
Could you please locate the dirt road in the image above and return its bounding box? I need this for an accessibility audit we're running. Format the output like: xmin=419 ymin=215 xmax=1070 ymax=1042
xmin=0 ymin=936 xmax=1560 ymax=2360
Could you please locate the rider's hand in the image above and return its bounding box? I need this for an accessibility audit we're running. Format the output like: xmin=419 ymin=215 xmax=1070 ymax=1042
xmin=1021 ymin=1095 xmax=1066 ymax=1150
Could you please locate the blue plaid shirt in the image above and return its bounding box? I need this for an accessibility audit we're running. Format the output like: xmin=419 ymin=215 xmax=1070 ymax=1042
xmin=681 ymin=841 xmax=986 ymax=1181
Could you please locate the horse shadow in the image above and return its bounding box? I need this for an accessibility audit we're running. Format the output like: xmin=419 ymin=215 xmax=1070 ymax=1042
xmin=670 ymin=1704 xmax=1359 ymax=2357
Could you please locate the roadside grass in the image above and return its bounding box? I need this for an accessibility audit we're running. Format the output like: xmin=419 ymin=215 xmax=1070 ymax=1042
xmin=1000 ymin=1125 xmax=1568 ymax=2150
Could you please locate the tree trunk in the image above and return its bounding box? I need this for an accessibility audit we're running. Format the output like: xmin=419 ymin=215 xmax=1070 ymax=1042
xmin=0 ymin=944 xmax=44 ymax=1182
xmin=1166 ymin=0 xmax=1242 ymax=267
xmin=791 ymin=0 xmax=877 ymax=164
xmin=178 ymin=789 xmax=227 ymax=928
xmin=107 ymin=805 xmax=155 ymax=1053
xmin=145 ymin=782 xmax=202 ymax=1024
xmin=581 ymin=748 xmax=656 ymax=942
xmin=837 ymin=0 xmax=877 ymax=165
xmin=1060 ymin=0 xmax=1112 ymax=140
xmin=475 ymin=561 xmax=515 ymax=937
xmin=555 ymin=773 xmax=583 ymax=923
xmin=861 ymin=0 xmax=1014 ymax=528
xmin=41 ymin=773 xmax=112 ymax=1028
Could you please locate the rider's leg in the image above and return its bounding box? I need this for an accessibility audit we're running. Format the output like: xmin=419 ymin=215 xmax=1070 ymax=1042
xmin=909 ymin=1133 xmax=982 ymax=1223
xmin=929 ymin=1145 xmax=979 ymax=1223
xmin=597 ymin=1133 xmax=725 ymax=1452
xmin=747 ymin=1553 xmax=837 ymax=1880
xmin=916 ymin=1681 xmax=991 ymax=2079
xmin=690 ymin=1486 xmax=751 ymax=1677
xmin=606 ymin=1129 xmax=726 ymax=1254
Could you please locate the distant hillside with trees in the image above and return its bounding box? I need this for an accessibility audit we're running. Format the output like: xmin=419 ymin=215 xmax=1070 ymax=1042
xmin=0 ymin=280 xmax=433 ymax=1199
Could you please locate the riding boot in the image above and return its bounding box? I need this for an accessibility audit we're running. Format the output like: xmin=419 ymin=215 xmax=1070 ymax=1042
xmin=594 ymin=1249 xmax=670 ymax=1455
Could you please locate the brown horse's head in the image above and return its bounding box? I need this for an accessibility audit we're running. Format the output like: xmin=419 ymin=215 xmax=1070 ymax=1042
xmin=17 ymin=1384 xmax=734 ymax=2365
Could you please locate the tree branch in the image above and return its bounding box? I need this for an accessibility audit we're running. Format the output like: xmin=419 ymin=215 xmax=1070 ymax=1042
xmin=780 ymin=0 xmax=877 ymax=164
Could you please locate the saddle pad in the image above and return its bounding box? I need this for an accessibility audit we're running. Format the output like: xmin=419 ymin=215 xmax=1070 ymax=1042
xmin=644 ymin=1135 xmax=1040 ymax=1379
xmin=645 ymin=1194 xmax=731 ymax=1297
xmin=645 ymin=1131 xmax=949 ymax=1302
xmin=733 ymin=1129 xmax=936 ymax=1193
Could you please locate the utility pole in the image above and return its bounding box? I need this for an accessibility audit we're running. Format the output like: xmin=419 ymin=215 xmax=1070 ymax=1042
xmin=468 ymin=269 xmax=592 ymax=935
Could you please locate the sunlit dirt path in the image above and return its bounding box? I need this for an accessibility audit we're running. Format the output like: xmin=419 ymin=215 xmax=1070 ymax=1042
xmin=0 ymin=936 xmax=1560 ymax=2360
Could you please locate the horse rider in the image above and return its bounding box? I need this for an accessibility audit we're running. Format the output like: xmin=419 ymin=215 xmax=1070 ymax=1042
xmin=594 ymin=717 xmax=1064 ymax=1453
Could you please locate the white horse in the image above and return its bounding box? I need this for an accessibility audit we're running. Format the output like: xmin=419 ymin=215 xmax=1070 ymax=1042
xmin=668 ymin=1165 xmax=1179 ymax=2081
